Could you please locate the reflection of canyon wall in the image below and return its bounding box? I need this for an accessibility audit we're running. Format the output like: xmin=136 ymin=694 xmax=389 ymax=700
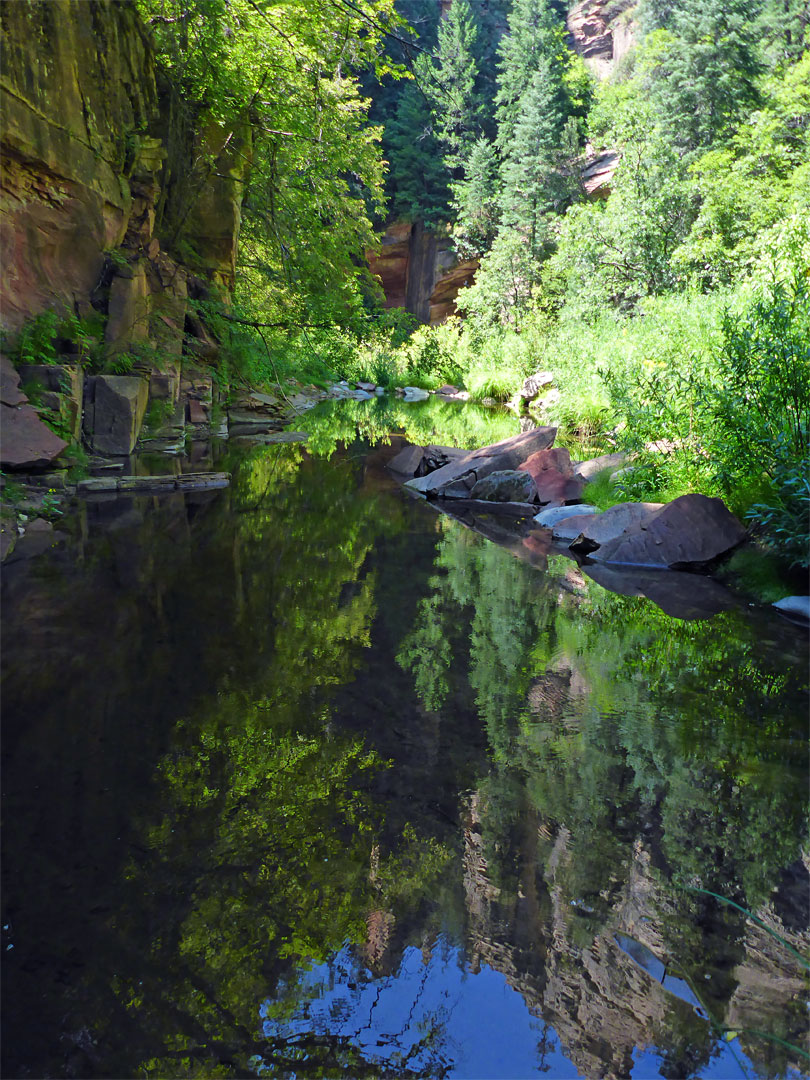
xmin=367 ymin=221 xmax=478 ymax=325
xmin=462 ymin=792 xmax=809 ymax=1079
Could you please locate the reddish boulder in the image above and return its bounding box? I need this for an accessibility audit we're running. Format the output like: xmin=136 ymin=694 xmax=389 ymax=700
xmin=0 ymin=401 xmax=68 ymax=469
xmin=518 ymin=447 xmax=585 ymax=505
xmin=590 ymin=493 xmax=747 ymax=568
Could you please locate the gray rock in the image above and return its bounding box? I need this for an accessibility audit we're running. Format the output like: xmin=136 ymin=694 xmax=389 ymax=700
xmin=772 ymin=596 xmax=810 ymax=621
xmin=470 ymin=469 xmax=538 ymax=503
xmin=89 ymin=375 xmax=149 ymax=455
xmin=388 ymin=444 xmax=425 ymax=477
xmin=534 ymin=504 xmax=598 ymax=527
xmin=353 ymin=390 xmax=373 ymax=400
xmin=402 ymin=386 xmax=430 ymax=402
xmin=375 ymin=386 xmax=386 ymax=395
xmin=520 ymin=371 xmax=554 ymax=401
xmin=572 ymin=452 xmax=629 ymax=481
xmin=568 ymin=502 xmax=663 ymax=553
xmin=357 ymin=382 xmax=376 ymax=392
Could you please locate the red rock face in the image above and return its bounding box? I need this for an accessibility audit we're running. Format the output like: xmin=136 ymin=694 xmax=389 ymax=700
xmin=367 ymin=220 xmax=479 ymax=324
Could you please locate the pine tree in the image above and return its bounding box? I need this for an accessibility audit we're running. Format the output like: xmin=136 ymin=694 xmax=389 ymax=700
xmin=386 ymin=69 xmax=450 ymax=226
xmin=422 ymin=0 xmax=485 ymax=172
xmin=647 ymin=0 xmax=764 ymax=152
xmin=494 ymin=0 xmax=567 ymax=152
xmin=451 ymin=136 xmax=501 ymax=257
xmin=500 ymin=58 xmax=570 ymax=260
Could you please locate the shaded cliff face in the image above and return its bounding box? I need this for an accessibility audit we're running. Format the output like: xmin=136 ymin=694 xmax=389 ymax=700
xmin=0 ymin=0 xmax=156 ymax=329
xmin=0 ymin=0 xmax=249 ymax=333
xmin=367 ymin=220 xmax=478 ymax=324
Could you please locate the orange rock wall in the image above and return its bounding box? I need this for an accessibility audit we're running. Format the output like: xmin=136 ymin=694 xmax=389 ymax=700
xmin=368 ymin=220 xmax=478 ymax=325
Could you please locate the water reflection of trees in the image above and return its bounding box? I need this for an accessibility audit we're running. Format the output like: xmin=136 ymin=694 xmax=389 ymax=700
xmin=400 ymin=519 xmax=809 ymax=1077
xmin=3 ymin=428 xmax=807 ymax=1079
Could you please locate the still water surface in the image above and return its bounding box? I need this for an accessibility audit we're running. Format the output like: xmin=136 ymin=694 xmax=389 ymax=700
xmin=2 ymin=398 xmax=808 ymax=1079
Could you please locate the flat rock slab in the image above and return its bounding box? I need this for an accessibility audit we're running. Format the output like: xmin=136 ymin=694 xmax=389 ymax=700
xmin=568 ymin=502 xmax=663 ymax=552
xmin=91 ymin=375 xmax=149 ymax=455
xmin=590 ymin=493 xmax=747 ymax=569
xmin=1 ymin=401 xmax=68 ymax=469
xmin=188 ymin=399 xmax=208 ymax=424
xmin=405 ymin=426 xmax=557 ymax=498
xmin=572 ymin=451 xmax=628 ymax=481
xmin=534 ymin=504 xmax=598 ymax=528
xmin=77 ymin=472 xmax=230 ymax=495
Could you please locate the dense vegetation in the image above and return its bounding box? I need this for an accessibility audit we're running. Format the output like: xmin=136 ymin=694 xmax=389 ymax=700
xmin=128 ymin=0 xmax=808 ymax=565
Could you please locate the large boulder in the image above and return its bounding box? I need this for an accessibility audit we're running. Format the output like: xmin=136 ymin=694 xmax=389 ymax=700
xmin=86 ymin=375 xmax=149 ymax=455
xmin=518 ymin=447 xmax=585 ymax=505
xmin=405 ymin=426 xmax=557 ymax=499
xmin=568 ymin=502 xmax=663 ymax=553
xmin=0 ymin=401 xmax=69 ymax=469
xmin=469 ymin=470 xmax=538 ymax=503
xmin=588 ymin=494 xmax=747 ymax=569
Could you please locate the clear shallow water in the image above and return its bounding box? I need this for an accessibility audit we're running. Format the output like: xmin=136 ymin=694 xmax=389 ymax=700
xmin=2 ymin=398 xmax=808 ymax=1079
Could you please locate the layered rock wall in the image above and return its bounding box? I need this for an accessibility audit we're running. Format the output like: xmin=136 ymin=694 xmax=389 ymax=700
xmin=0 ymin=0 xmax=250 ymax=464
xmin=367 ymin=220 xmax=478 ymax=325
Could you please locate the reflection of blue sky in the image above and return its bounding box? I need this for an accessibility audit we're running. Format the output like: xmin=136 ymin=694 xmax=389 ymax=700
xmin=261 ymin=935 xmax=773 ymax=1079
xmin=262 ymin=936 xmax=579 ymax=1078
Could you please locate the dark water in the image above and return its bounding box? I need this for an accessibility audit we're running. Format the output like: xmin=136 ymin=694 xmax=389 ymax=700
xmin=2 ymin=398 xmax=808 ymax=1079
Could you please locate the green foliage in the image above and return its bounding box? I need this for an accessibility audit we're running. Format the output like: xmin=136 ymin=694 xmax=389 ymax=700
xmin=5 ymin=308 xmax=103 ymax=367
xmin=642 ymin=0 xmax=764 ymax=153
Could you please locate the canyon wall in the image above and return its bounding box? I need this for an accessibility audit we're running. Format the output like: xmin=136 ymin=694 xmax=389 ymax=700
xmin=0 ymin=0 xmax=249 ymax=465
xmin=367 ymin=220 xmax=478 ymax=325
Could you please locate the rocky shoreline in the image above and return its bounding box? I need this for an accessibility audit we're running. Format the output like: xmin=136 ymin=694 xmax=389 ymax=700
xmin=387 ymin=428 xmax=809 ymax=624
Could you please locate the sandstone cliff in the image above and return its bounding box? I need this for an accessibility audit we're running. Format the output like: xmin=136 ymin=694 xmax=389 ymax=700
xmin=0 ymin=0 xmax=250 ymax=463
xmin=367 ymin=220 xmax=478 ymax=325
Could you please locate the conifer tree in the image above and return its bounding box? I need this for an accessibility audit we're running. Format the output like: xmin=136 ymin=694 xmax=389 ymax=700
xmin=421 ymin=0 xmax=485 ymax=172
xmin=647 ymin=0 xmax=764 ymax=152
xmin=500 ymin=57 xmax=570 ymax=260
xmin=451 ymin=136 xmax=501 ymax=257
xmin=387 ymin=66 xmax=451 ymax=226
xmin=494 ymin=0 xmax=567 ymax=151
